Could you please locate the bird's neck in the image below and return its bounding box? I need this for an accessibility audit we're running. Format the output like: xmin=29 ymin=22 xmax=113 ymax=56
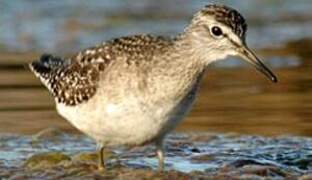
xmin=147 ymin=36 xmax=206 ymax=104
xmin=175 ymin=27 xmax=227 ymax=66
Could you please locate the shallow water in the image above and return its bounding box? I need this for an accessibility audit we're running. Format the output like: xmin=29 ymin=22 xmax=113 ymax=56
xmin=0 ymin=130 xmax=311 ymax=178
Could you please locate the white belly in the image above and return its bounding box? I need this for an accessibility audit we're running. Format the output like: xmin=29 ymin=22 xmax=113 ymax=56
xmin=56 ymin=100 xmax=185 ymax=147
xmin=56 ymin=81 xmax=198 ymax=146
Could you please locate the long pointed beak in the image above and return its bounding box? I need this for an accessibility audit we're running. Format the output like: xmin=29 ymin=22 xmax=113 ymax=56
xmin=238 ymin=46 xmax=278 ymax=83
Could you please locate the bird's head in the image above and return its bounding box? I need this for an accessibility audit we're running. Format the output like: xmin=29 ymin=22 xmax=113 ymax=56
xmin=183 ymin=4 xmax=277 ymax=83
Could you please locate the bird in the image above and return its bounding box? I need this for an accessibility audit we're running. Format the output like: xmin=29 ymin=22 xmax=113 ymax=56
xmin=29 ymin=4 xmax=277 ymax=171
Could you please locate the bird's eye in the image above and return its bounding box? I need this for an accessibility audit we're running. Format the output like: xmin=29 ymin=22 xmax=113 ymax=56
xmin=211 ymin=26 xmax=223 ymax=37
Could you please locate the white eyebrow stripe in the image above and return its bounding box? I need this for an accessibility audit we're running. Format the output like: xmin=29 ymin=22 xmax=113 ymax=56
xmin=224 ymin=33 xmax=242 ymax=49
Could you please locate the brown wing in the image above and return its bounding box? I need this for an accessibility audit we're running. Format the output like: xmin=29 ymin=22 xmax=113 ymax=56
xmin=30 ymin=35 xmax=171 ymax=106
xmin=50 ymin=62 xmax=100 ymax=106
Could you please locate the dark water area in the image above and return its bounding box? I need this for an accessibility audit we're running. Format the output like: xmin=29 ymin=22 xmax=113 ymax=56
xmin=0 ymin=0 xmax=311 ymax=178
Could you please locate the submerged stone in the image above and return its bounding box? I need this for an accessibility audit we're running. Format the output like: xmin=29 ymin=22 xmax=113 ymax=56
xmin=72 ymin=150 xmax=116 ymax=163
xmin=72 ymin=152 xmax=98 ymax=163
xmin=191 ymin=154 xmax=215 ymax=163
xmin=24 ymin=152 xmax=71 ymax=169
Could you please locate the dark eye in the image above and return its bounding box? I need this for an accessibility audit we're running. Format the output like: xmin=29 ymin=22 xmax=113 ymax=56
xmin=211 ymin=26 xmax=223 ymax=37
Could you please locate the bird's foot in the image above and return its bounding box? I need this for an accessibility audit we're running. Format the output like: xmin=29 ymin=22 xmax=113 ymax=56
xmin=98 ymin=164 xmax=105 ymax=172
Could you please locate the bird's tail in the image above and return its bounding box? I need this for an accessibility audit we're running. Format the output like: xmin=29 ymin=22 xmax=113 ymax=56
xmin=29 ymin=54 xmax=66 ymax=80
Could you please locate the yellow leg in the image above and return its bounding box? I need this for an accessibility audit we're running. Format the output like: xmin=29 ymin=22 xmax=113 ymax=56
xmin=98 ymin=146 xmax=105 ymax=171
xmin=156 ymin=139 xmax=165 ymax=172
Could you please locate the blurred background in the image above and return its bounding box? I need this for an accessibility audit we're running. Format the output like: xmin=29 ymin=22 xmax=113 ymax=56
xmin=0 ymin=0 xmax=311 ymax=136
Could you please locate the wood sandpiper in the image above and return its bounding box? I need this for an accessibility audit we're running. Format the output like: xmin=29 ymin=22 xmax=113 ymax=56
xmin=29 ymin=4 xmax=278 ymax=171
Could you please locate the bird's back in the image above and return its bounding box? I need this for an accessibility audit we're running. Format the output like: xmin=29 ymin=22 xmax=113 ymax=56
xmin=29 ymin=34 xmax=173 ymax=106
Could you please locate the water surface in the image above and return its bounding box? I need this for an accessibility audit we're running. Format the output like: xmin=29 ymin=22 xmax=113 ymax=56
xmin=0 ymin=130 xmax=311 ymax=178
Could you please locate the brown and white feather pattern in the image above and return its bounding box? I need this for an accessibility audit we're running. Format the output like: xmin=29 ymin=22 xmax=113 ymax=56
xmin=28 ymin=4 xmax=262 ymax=148
xmin=199 ymin=4 xmax=247 ymax=38
xmin=30 ymin=35 xmax=172 ymax=106
xmin=29 ymin=54 xmax=100 ymax=106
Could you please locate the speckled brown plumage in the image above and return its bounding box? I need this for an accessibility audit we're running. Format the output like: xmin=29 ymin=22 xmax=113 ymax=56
xmin=29 ymin=5 xmax=250 ymax=107
xmin=200 ymin=4 xmax=247 ymax=38
xmin=30 ymin=35 xmax=172 ymax=106
xmin=29 ymin=4 xmax=277 ymax=171
xmin=30 ymin=54 xmax=100 ymax=106
xmin=29 ymin=5 xmax=251 ymax=107
xmin=77 ymin=35 xmax=172 ymax=66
